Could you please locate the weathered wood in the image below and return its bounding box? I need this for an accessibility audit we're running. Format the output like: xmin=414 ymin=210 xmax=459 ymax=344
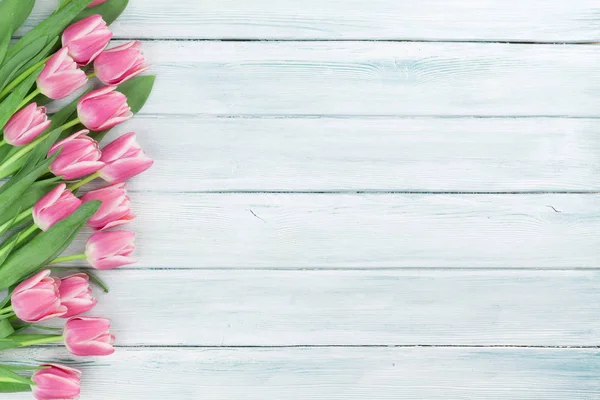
xmin=44 ymin=269 xmax=600 ymax=346
xmin=112 ymin=116 xmax=600 ymax=192
xmin=18 ymin=0 xmax=600 ymax=41
xmin=8 ymin=347 xmax=600 ymax=399
xmin=60 ymin=193 xmax=600 ymax=269
xmin=125 ymin=41 xmax=600 ymax=117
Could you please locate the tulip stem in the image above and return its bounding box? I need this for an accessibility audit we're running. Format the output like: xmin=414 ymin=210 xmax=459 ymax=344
xmin=69 ymin=171 xmax=100 ymax=191
xmin=87 ymin=72 xmax=96 ymax=79
xmin=49 ymin=254 xmax=87 ymax=265
xmin=17 ymin=88 xmax=41 ymax=110
xmin=0 ymin=312 xmax=15 ymax=320
xmin=0 ymin=57 xmax=50 ymax=101
xmin=16 ymin=334 xmax=64 ymax=347
xmin=0 ymin=306 xmax=12 ymax=315
xmin=0 ymin=118 xmax=81 ymax=180
xmin=0 ymin=209 xmax=33 ymax=233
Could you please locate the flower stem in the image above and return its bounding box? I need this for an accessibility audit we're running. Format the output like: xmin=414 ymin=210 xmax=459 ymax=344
xmin=87 ymin=72 xmax=96 ymax=79
xmin=0 ymin=209 xmax=33 ymax=233
xmin=0 ymin=306 xmax=13 ymax=314
xmin=17 ymin=88 xmax=41 ymax=110
xmin=49 ymin=254 xmax=87 ymax=265
xmin=70 ymin=173 xmax=100 ymax=191
xmin=17 ymin=335 xmax=63 ymax=347
xmin=0 ymin=118 xmax=81 ymax=180
xmin=69 ymin=171 xmax=100 ymax=191
xmin=0 ymin=58 xmax=50 ymax=101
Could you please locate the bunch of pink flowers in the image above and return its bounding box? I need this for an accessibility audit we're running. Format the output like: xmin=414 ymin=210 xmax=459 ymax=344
xmin=0 ymin=0 xmax=155 ymax=398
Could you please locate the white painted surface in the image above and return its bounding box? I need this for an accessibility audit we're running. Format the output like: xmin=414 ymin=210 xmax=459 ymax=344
xmin=18 ymin=0 xmax=600 ymax=41
xmin=110 ymin=116 xmax=600 ymax=192
xmin=59 ymin=193 xmax=600 ymax=269
xmin=136 ymin=41 xmax=600 ymax=117
xmin=8 ymin=0 xmax=600 ymax=398
xmin=8 ymin=348 xmax=600 ymax=399
xmin=41 ymin=269 xmax=600 ymax=346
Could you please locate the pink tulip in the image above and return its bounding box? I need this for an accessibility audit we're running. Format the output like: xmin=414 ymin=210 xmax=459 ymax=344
xmin=99 ymin=132 xmax=153 ymax=183
xmin=59 ymin=274 xmax=97 ymax=318
xmin=47 ymin=130 xmax=104 ymax=180
xmin=3 ymin=103 xmax=50 ymax=146
xmin=95 ymin=41 xmax=149 ymax=85
xmin=81 ymin=183 xmax=135 ymax=230
xmin=85 ymin=230 xmax=136 ymax=270
xmin=33 ymin=183 xmax=82 ymax=231
xmin=77 ymin=86 xmax=133 ymax=131
xmin=88 ymin=0 xmax=108 ymax=7
xmin=62 ymin=15 xmax=112 ymax=66
xmin=32 ymin=364 xmax=81 ymax=400
xmin=37 ymin=47 xmax=88 ymax=100
xmin=11 ymin=270 xmax=66 ymax=322
xmin=64 ymin=316 xmax=115 ymax=356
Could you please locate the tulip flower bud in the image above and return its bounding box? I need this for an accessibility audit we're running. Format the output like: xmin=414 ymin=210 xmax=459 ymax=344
xmin=32 ymin=364 xmax=81 ymax=400
xmin=85 ymin=230 xmax=136 ymax=270
xmin=81 ymin=183 xmax=135 ymax=230
xmin=37 ymin=47 xmax=88 ymax=100
xmin=94 ymin=41 xmax=149 ymax=85
xmin=33 ymin=183 xmax=82 ymax=231
xmin=64 ymin=316 xmax=115 ymax=356
xmin=48 ymin=130 xmax=104 ymax=180
xmin=11 ymin=270 xmax=66 ymax=322
xmin=77 ymin=86 xmax=133 ymax=131
xmin=59 ymin=274 xmax=97 ymax=318
xmin=3 ymin=103 xmax=51 ymax=146
xmin=99 ymin=132 xmax=153 ymax=183
xmin=62 ymin=14 xmax=112 ymax=66
xmin=88 ymin=0 xmax=108 ymax=7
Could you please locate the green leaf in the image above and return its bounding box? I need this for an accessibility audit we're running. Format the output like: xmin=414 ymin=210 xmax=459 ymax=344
xmin=90 ymin=75 xmax=156 ymax=142
xmin=0 ymin=155 xmax=56 ymax=212
xmin=0 ymin=366 xmax=33 ymax=386
xmin=0 ymin=0 xmax=36 ymax=37
xmin=4 ymin=0 xmax=92 ymax=67
xmin=0 ymin=66 xmax=42 ymax=131
xmin=0 ymin=201 xmax=101 ymax=290
xmin=0 ymin=319 xmax=13 ymax=339
xmin=0 ymin=178 xmax=59 ymax=227
xmin=0 ymin=31 xmax=10 ymax=68
xmin=1 ymin=38 xmax=58 ymax=91
xmin=0 ymin=37 xmax=46 ymax=94
xmin=0 ymin=382 xmax=31 ymax=393
xmin=73 ymin=0 xmax=129 ymax=26
xmin=0 ymin=231 xmax=22 ymax=268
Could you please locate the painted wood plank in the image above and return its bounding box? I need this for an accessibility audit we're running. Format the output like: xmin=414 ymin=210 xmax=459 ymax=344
xmin=8 ymin=347 xmax=600 ymax=399
xmin=49 ymin=269 xmax=600 ymax=346
xmin=61 ymin=193 xmax=600 ymax=269
xmin=130 ymin=41 xmax=600 ymax=117
xmin=18 ymin=0 xmax=600 ymax=41
xmin=112 ymin=115 xmax=600 ymax=192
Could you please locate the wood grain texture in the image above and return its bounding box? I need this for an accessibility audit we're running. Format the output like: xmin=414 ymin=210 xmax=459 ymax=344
xmin=111 ymin=116 xmax=600 ymax=192
xmin=8 ymin=347 xmax=600 ymax=399
xmin=48 ymin=269 xmax=600 ymax=346
xmin=17 ymin=0 xmax=600 ymax=41
xmin=130 ymin=41 xmax=600 ymax=117
xmin=59 ymin=193 xmax=600 ymax=269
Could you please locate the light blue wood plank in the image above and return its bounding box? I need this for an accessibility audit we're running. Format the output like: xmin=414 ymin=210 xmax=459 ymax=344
xmin=56 ymin=193 xmax=600 ymax=269
xmin=41 ymin=269 xmax=600 ymax=346
xmin=109 ymin=116 xmax=600 ymax=192
xmin=17 ymin=0 xmax=600 ymax=41
xmin=128 ymin=41 xmax=600 ymax=117
xmin=8 ymin=347 xmax=600 ymax=399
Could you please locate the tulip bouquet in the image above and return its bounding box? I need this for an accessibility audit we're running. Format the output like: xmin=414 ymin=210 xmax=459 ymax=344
xmin=0 ymin=0 xmax=155 ymax=398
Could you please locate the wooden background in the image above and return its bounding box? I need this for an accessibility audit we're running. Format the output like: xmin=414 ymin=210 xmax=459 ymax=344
xmin=9 ymin=0 xmax=600 ymax=398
